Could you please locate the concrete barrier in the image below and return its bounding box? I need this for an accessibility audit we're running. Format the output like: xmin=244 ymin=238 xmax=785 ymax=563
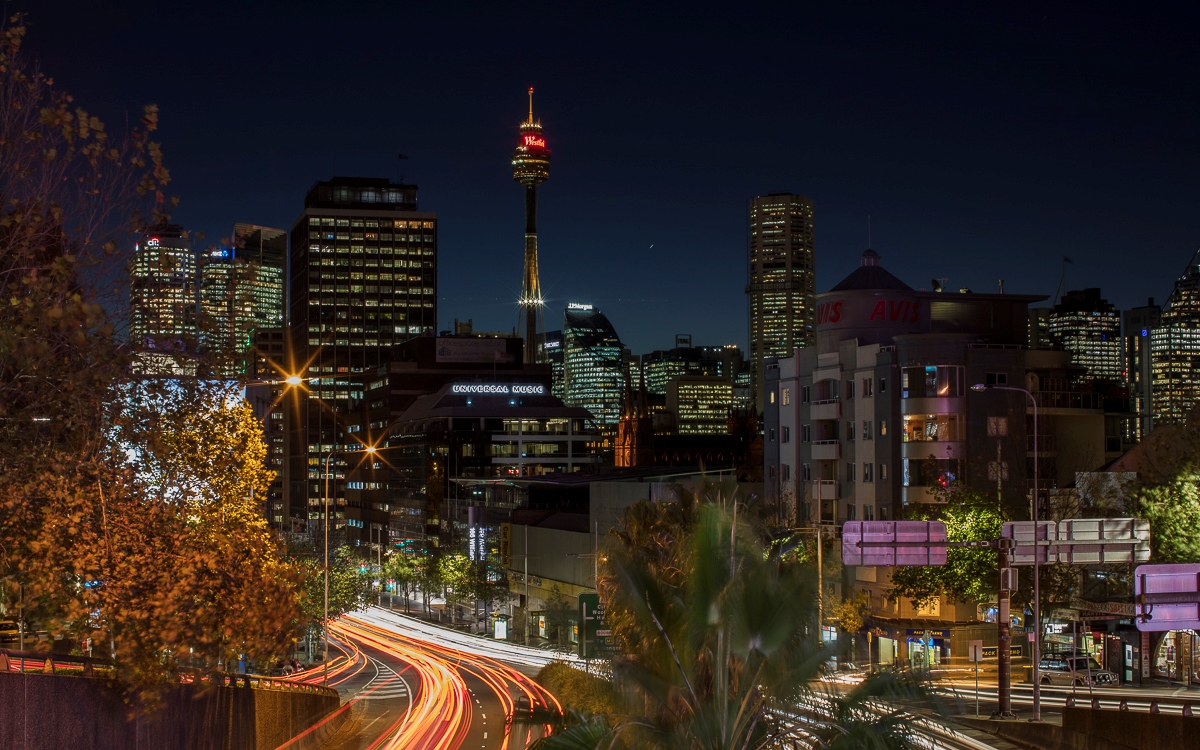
xmin=0 ymin=671 xmax=340 ymax=750
xmin=1063 ymin=705 xmax=1200 ymax=750
xmin=961 ymin=707 xmax=1200 ymax=750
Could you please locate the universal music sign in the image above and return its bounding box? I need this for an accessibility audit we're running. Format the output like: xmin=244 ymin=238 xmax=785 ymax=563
xmin=451 ymin=383 xmax=545 ymax=395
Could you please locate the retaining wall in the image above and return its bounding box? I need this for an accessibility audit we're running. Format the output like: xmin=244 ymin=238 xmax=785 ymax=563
xmin=0 ymin=672 xmax=341 ymax=750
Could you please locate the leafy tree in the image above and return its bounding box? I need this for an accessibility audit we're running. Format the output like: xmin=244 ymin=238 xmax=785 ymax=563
xmin=1137 ymin=469 xmax=1200 ymax=563
xmin=544 ymin=585 xmax=574 ymax=647
xmin=563 ymin=485 xmax=931 ymax=750
xmin=0 ymin=18 xmax=302 ymax=699
xmin=889 ymin=487 xmax=1005 ymax=608
xmin=294 ymin=545 xmax=373 ymax=624
xmin=382 ymin=552 xmax=418 ymax=613
xmin=830 ymin=590 xmax=871 ymax=634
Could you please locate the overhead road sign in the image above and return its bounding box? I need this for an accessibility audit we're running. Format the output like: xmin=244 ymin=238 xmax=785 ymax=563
xmin=1134 ymin=564 xmax=1200 ymax=632
xmin=1001 ymin=519 xmax=1150 ymax=566
xmin=841 ymin=521 xmax=947 ymax=566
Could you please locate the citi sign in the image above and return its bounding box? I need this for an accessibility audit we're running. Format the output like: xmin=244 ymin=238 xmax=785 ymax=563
xmin=817 ymin=299 xmax=921 ymax=324
xmin=523 ymin=134 xmax=546 ymax=148
xmin=452 ymin=384 xmax=545 ymax=395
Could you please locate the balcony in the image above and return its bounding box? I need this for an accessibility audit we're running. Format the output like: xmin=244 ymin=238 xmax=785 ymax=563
xmin=813 ymin=479 xmax=838 ymax=501
xmin=810 ymin=399 xmax=841 ymax=420
xmin=812 ymin=440 xmax=840 ymax=460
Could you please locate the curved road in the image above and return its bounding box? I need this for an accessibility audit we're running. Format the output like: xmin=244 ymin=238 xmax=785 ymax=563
xmin=292 ymin=608 xmax=561 ymax=749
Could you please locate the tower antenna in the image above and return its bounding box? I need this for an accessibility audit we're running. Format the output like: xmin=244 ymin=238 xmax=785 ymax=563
xmin=527 ymin=87 xmax=534 ymax=124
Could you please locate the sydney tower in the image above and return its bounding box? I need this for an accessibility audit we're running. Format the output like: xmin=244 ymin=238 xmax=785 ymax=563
xmin=511 ymin=88 xmax=551 ymax=364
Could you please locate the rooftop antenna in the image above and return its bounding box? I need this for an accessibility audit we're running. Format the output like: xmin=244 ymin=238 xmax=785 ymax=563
xmin=396 ymin=153 xmax=408 ymax=184
xmin=527 ymin=86 xmax=535 ymax=125
xmin=933 ymin=277 xmax=949 ymax=293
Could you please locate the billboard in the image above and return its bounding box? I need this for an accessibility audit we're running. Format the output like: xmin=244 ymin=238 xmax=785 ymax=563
xmin=435 ymin=338 xmax=513 ymax=363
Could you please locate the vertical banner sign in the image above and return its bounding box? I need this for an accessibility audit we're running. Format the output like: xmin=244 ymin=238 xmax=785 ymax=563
xmin=500 ymin=523 xmax=511 ymax=568
xmin=578 ymin=593 xmax=614 ymax=660
xmin=468 ymin=506 xmax=487 ymax=563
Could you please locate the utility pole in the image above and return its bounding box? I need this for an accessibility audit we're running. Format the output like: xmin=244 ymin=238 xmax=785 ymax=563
xmin=993 ymin=538 xmax=1018 ymax=718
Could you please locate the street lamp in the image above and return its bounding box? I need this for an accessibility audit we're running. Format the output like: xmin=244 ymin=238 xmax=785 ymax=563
xmin=322 ymin=444 xmax=376 ymax=686
xmin=973 ymin=382 xmax=1041 ymax=721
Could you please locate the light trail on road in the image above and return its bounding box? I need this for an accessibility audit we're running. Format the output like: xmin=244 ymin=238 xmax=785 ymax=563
xmin=358 ymin=607 xmax=578 ymax=670
xmin=328 ymin=614 xmax=562 ymax=750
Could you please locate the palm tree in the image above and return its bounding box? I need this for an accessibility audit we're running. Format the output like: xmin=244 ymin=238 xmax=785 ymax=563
xmin=534 ymin=482 xmax=932 ymax=749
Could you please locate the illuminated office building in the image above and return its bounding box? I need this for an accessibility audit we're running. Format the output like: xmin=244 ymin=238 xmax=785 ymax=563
xmin=198 ymin=224 xmax=286 ymax=377
xmin=1123 ymin=300 xmax=1159 ymax=442
xmin=746 ymin=193 xmax=815 ymax=413
xmin=542 ymin=329 xmax=564 ymax=398
xmin=666 ymin=375 xmax=734 ymax=435
xmin=1151 ymin=255 xmax=1200 ymax=425
xmin=288 ymin=176 xmax=437 ymax=545
xmin=1046 ymin=288 xmax=1122 ymax=381
xmin=129 ymin=224 xmax=196 ymax=373
xmin=563 ymin=303 xmax=625 ymax=431
xmin=639 ymin=335 xmax=745 ymax=396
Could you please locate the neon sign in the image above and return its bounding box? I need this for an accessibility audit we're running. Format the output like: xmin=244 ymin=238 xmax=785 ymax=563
xmin=451 ymin=383 xmax=545 ymax=395
xmin=523 ymin=134 xmax=546 ymax=148
xmin=567 ymin=302 xmax=593 ymax=312
xmin=146 ymin=237 xmax=160 ymax=247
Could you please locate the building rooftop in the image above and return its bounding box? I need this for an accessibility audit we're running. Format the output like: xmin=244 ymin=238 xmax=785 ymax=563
xmin=829 ymin=249 xmax=914 ymax=292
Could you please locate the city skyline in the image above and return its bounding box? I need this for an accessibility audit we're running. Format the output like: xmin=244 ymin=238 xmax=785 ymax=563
xmin=30 ymin=2 xmax=1200 ymax=356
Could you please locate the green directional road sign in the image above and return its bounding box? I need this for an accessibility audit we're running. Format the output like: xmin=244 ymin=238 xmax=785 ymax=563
xmin=578 ymin=592 xmax=614 ymax=660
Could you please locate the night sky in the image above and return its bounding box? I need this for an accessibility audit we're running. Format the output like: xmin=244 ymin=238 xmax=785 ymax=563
xmin=28 ymin=2 xmax=1200 ymax=354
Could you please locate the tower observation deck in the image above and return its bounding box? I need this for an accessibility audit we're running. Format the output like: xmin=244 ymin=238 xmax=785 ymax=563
xmin=511 ymin=87 xmax=551 ymax=364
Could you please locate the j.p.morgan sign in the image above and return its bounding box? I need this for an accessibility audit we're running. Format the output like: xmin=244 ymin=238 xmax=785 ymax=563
xmin=451 ymin=384 xmax=545 ymax=395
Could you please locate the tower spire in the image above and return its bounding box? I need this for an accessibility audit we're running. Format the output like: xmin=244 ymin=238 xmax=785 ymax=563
xmin=511 ymin=88 xmax=552 ymax=365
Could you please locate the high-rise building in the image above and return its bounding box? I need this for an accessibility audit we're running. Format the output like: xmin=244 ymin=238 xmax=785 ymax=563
xmin=1151 ymin=254 xmax=1200 ymax=425
xmin=746 ymin=193 xmax=815 ymax=414
xmin=129 ymin=224 xmax=196 ymax=372
xmin=542 ymin=329 xmax=564 ymax=398
xmin=512 ymin=88 xmax=551 ymax=365
xmin=666 ymin=375 xmax=734 ymax=435
xmin=198 ymin=224 xmax=286 ymax=377
xmin=1046 ymin=288 xmax=1122 ymax=381
xmin=288 ymin=176 xmax=437 ymax=545
xmin=639 ymin=336 xmax=745 ymax=396
xmin=1123 ymin=299 xmax=1159 ymax=442
xmin=563 ymin=302 xmax=625 ymax=431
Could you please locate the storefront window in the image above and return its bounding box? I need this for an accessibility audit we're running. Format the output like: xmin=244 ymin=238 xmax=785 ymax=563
xmin=902 ymin=413 xmax=963 ymax=442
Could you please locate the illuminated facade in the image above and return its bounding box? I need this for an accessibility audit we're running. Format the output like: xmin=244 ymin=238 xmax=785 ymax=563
xmin=198 ymin=224 xmax=286 ymax=377
xmin=666 ymin=375 xmax=734 ymax=435
xmin=288 ymin=176 xmax=437 ymax=545
xmin=541 ymin=329 xmax=564 ymax=398
xmin=512 ymin=88 xmax=551 ymax=364
xmin=129 ymin=224 xmax=196 ymax=372
xmin=1123 ymin=299 xmax=1159 ymax=442
xmin=1151 ymin=256 xmax=1200 ymax=425
xmin=746 ymin=193 xmax=815 ymax=413
xmin=1046 ymin=288 xmax=1122 ymax=381
xmin=639 ymin=335 xmax=745 ymax=396
xmin=563 ymin=303 xmax=625 ymax=431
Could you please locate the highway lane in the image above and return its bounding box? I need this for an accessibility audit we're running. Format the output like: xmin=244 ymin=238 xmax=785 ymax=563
xmin=294 ymin=613 xmax=561 ymax=749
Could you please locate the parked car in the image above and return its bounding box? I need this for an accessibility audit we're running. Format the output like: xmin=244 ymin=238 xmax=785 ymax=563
xmin=1038 ymin=656 xmax=1117 ymax=686
xmin=0 ymin=619 xmax=21 ymax=645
